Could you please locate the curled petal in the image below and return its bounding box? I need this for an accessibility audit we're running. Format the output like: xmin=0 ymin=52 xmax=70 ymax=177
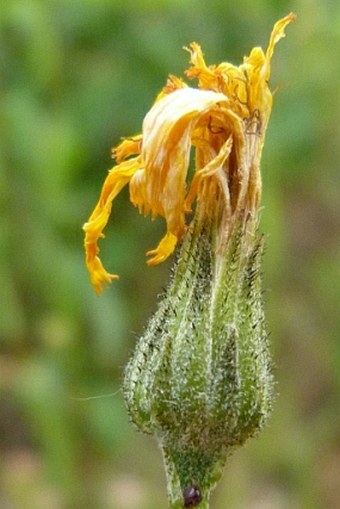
xmin=112 ymin=135 xmax=142 ymax=163
xmin=242 ymin=12 xmax=296 ymax=116
xmin=157 ymin=74 xmax=188 ymax=100
xmin=83 ymin=157 xmax=141 ymax=293
xmin=146 ymin=231 xmax=178 ymax=265
xmin=184 ymin=43 xmax=219 ymax=91
xmin=264 ymin=12 xmax=297 ymax=80
xmin=141 ymin=87 xmax=228 ymax=244
xmin=85 ymin=249 xmax=119 ymax=296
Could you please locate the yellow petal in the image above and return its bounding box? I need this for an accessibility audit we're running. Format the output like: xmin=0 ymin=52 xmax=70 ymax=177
xmin=142 ymin=87 xmax=228 ymax=222
xmin=186 ymin=135 xmax=233 ymax=210
xmin=242 ymin=12 xmax=296 ymax=116
xmin=184 ymin=42 xmax=219 ymax=91
xmin=112 ymin=135 xmax=142 ymax=163
xmin=156 ymin=74 xmax=188 ymax=102
xmin=146 ymin=231 xmax=178 ymax=265
xmin=141 ymin=87 xmax=229 ymax=254
xmin=83 ymin=157 xmax=141 ymax=293
xmin=264 ymin=12 xmax=296 ymax=80
xmin=85 ymin=250 xmax=119 ymax=296
xmin=129 ymin=168 xmax=150 ymax=216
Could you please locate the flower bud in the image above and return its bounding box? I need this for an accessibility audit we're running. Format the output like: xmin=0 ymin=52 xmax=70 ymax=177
xmin=124 ymin=216 xmax=273 ymax=508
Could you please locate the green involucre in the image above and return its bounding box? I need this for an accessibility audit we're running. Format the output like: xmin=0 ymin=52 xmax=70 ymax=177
xmin=124 ymin=217 xmax=273 ymax=508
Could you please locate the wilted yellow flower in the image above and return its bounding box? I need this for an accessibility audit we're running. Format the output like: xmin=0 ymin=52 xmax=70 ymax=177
xmin=83 ymin=13 xmax=295 ymax=294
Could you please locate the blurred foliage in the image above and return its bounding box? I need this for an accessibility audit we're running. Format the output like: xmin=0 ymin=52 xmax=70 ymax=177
xmin=0 ymin=1 xmax=340 ymax=508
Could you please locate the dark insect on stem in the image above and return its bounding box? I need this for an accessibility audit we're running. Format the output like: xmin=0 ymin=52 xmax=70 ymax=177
xmin=183 ymin=484 xmax=202 ymax=507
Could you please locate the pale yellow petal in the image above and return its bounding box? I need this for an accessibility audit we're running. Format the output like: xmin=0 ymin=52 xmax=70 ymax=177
xmin=129 ymin=168 xmax=151 ymax=216
xmin=142 ymin=87 xmax=228 ymax=234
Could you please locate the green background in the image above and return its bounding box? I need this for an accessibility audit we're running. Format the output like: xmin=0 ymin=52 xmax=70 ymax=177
xmin=1 ymin=1 xmax=339 ymax=508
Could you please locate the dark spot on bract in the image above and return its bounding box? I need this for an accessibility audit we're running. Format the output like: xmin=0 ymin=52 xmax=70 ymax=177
xmin=183 ymin=484 xmax=202 ymax=507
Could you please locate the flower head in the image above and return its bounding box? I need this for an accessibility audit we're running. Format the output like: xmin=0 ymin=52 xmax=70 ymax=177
xmin=83 ymin=13 xmax=295 ymax=293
